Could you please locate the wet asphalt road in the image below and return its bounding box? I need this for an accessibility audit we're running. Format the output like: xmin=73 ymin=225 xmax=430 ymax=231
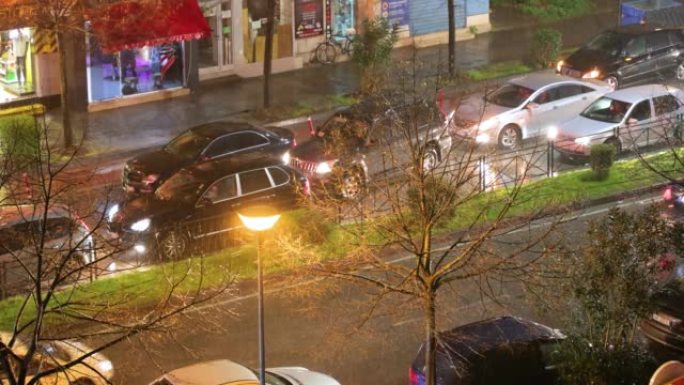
xmin=97 ymin=192 xmax=662 ymax=385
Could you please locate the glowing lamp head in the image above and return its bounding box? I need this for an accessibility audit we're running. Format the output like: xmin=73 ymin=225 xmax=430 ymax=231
xmin=238 ymin=205 xmax=281 ymax=232
xmin=547 ymin=126 xmax=558 ymax=140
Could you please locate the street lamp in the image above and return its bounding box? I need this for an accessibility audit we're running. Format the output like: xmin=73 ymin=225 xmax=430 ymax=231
xmin=546 ymin=126 xmax=558 ymax=177
xmin=237 ymin=205 xmax=281 ymax=385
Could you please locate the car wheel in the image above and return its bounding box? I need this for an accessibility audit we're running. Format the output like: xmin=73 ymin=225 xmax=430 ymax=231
xmin=340 ymin=167 xmax=365 ymax=200
xmin=422 ymin=145 xmax=440 ymax=172
xmin=605 ymin=75 xmax=619 ymax=90
xmin=605 ymin=138 xmax=622 ymax=155
xmin=497 ymin=125 xmax=521 ymax=151
xmin=157 ymin=230 xmax=189 ymax=260
xmin=676 ymin=63 xmax=684 ymax=81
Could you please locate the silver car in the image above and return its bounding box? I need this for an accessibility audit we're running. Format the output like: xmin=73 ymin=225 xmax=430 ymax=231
xmin=555 ymin=84 xmax=684 ymax=157
xmin=452 ymin=72 xmax=612 ymax=150
xmin=149 ymin=359 xmax=341 ymax=385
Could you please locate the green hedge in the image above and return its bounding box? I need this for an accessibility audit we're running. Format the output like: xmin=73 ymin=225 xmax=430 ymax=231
xmin=0 ymin=114 xmax=41 ymax=160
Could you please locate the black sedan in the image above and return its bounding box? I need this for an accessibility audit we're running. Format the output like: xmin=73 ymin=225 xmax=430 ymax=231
xmin=557 ymin=25 xmax=684 ymax=89
xmin=410 ymin=316 xmax=564 ymax=385
xmin=108 ymin=156 xmax=309 ymax=260
xmin=123 ymin=121 xmax=294 ymax=195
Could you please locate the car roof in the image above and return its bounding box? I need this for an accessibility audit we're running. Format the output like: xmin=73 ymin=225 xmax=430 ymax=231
xmin=160 ymin=359 xmax=257 ymax=385
xmin=0 ymin=204 xmax=74 ymax=228
xmin=190 ymin=121 xmax=262 ymax=139
xmin=610 ymin=23 xmax=668 ymax=35
xmin=605 ymin=84 xmax=682 ymax=104
xmin=413 ymin=316 xmax=564 ymax=368
xmin=508 ymin=72 xmax=589 ymax=90
xmin=186 ymin=155 xmax=294 ymax=182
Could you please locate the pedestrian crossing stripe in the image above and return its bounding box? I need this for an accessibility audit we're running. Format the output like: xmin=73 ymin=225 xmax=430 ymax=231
xmin=32 ymin=29 xmax=57 ymax=54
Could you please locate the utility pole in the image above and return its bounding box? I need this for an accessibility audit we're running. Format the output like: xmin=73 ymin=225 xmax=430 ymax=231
xmin=263 ymin=0 xmax=276 ymax=108
xmin=617 ymin=0 xmax=623 ymax=27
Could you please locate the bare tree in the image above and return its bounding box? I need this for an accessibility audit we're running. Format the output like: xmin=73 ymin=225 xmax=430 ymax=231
xmin=0 ymin=115 xmax=233 ymax=385
xmin=447 ymin=0 xmax=456 ymax=77
xmin=284 ymin=57 xmax=562 ymax=385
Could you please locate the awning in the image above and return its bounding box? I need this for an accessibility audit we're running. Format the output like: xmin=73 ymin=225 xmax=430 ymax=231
xmin=88 ymin=0 xmax=211 ymax=53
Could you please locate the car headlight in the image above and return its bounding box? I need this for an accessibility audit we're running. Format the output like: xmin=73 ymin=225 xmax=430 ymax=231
xmin=107 ymin=204 xmax=119 ymax=222
xmin=574 ymin=137 xmax=591 ymax=145
xmin=582 ymin=68 xmax=601 ymax=79
xmin=475 ymin=133 xmax=490 ymax=143
xmin=556 ymin=60 xmax=564 ymax=73
xmin=130 ymin=218 xmax=151 ymax=232
xmin=142 ymin=174 xmax=160 ymax=185
xmin=281 ymin=151 xmax=290 ymax=165
xmin=315 ymin=161 xmax=333 ymax=174
xmin=98 ymin=359 xmax=113 ymax=373
xmin=477 ymin=118 xmax=498 ymax=132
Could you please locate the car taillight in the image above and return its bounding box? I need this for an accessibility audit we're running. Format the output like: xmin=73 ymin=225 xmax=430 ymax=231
xmin=303 ymin=177 xmax=311 ymax=196
xmin=664 ymin=185 xmax=673 ymax=201
xmin=291 ymin=138 xmax=297 ymax=148
xmin=409 ymin=367 xmax=424 ymax=385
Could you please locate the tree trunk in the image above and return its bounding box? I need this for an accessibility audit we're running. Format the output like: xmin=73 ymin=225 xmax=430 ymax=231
xmin=56 ymin=31 xmax=73 ymax=149
xmin=263 ymin=0 xmax=276 ymax=108
xmin=424 ymin=289 xmax=437 ymax=385
xmin=447 ymin=0 xmax=456 ymax=77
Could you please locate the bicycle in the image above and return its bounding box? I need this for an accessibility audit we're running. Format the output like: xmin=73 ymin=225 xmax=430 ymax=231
xmin=315 ymin=31 xmax=355 ymax=64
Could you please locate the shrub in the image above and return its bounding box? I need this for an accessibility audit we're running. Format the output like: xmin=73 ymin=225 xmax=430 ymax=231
xmin=553 ymin=335 xmax=657 ymax=385
xmin=0 ymin=114 xmax=41 ymax=163
xmin=273 ymin=208 xmax=335 ymax=246
xmin=529 ymin=28 xmax=562 ymax=69
xmin=588 ymin=143 xmax=615 ymax=180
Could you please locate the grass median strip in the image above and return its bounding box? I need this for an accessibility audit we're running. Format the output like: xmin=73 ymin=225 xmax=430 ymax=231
xmin=464 ymin=61 xmax=533 ymax=82
xmin=0 ymin=151 xmax=682 ymax=328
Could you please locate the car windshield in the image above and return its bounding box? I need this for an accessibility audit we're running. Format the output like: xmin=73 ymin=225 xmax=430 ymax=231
xmin=580 ymin=97 xmax=631 ymax=123
xmin=583 ymin=31 xmax=625 ymax=57
xmin=485 ymin=83 xmax=534 ymax=108
xmin=163 ymin=130 xmax=212 ymax=160
xmin=155 ymin=170 xmax=203 ymax=203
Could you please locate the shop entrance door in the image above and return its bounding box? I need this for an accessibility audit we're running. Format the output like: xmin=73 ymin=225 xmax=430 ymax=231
xmin=199 ymin=0 xmax=234 ymax=77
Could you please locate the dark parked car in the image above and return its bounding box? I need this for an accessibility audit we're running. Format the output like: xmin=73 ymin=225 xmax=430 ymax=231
xmin=0 ymin=204 xmax=95 ymax=284
xmin=288 ymin=98 xmax=452 ymax=199
xmin=642 ymin=286 xmax=684 ymax=357
xmin=557 ymin=25 xmax=684 ymax=89
xmin=123 ymin=121 xmax=294 ymax=195
xmin=640 ymin=186 xmax=684 ymax=357
xmin=409 ymin=316 xmax=565 ymax=385
xmin=108 ymin=156 xmax=309 ymax=259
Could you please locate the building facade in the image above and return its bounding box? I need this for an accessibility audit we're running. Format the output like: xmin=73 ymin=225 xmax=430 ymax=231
xmin=0 ymin=0 xmax=490 ymax=112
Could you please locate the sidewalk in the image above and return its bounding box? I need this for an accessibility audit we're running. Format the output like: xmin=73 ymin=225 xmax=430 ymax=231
xmin=48 ymin=2 xmax=620 ymax=162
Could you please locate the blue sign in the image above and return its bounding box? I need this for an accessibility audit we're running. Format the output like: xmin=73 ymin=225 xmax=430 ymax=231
xmin=381 ymin=0 xmax=409 ymax=30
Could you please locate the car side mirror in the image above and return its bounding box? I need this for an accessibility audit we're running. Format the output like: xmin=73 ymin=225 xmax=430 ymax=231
xmin=627 ymin=117 xmax=638 ymax=125
xmin=526 ymin=102 xmax=539 ymax=110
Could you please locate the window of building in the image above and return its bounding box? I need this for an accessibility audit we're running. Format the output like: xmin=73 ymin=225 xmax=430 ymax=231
xmin=86 ymin=35 xmax=185 ymax=102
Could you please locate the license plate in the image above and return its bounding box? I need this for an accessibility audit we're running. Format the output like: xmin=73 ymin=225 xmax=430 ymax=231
xmin=652 ymin=312 xmax=681 ymax=327
xmin=561 ymin=67 xmax=581 ymax=78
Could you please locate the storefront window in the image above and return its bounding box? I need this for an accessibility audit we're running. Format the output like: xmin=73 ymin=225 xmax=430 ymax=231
xmin=87 ymin=36 xmax=185 ymax=102
xmin=332 ymin=0 xmax=354 ymax=39
xmin=0 ymin=27 xmax=35 ymax=101
xmin=242 ymin=0 xmax=294 ymax=63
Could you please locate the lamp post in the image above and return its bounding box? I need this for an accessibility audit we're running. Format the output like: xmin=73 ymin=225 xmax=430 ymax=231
xmin=547 ymin=126 xmax=558 ymax=177
xmin=237 ymin=206 xmax=280 ymax=385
